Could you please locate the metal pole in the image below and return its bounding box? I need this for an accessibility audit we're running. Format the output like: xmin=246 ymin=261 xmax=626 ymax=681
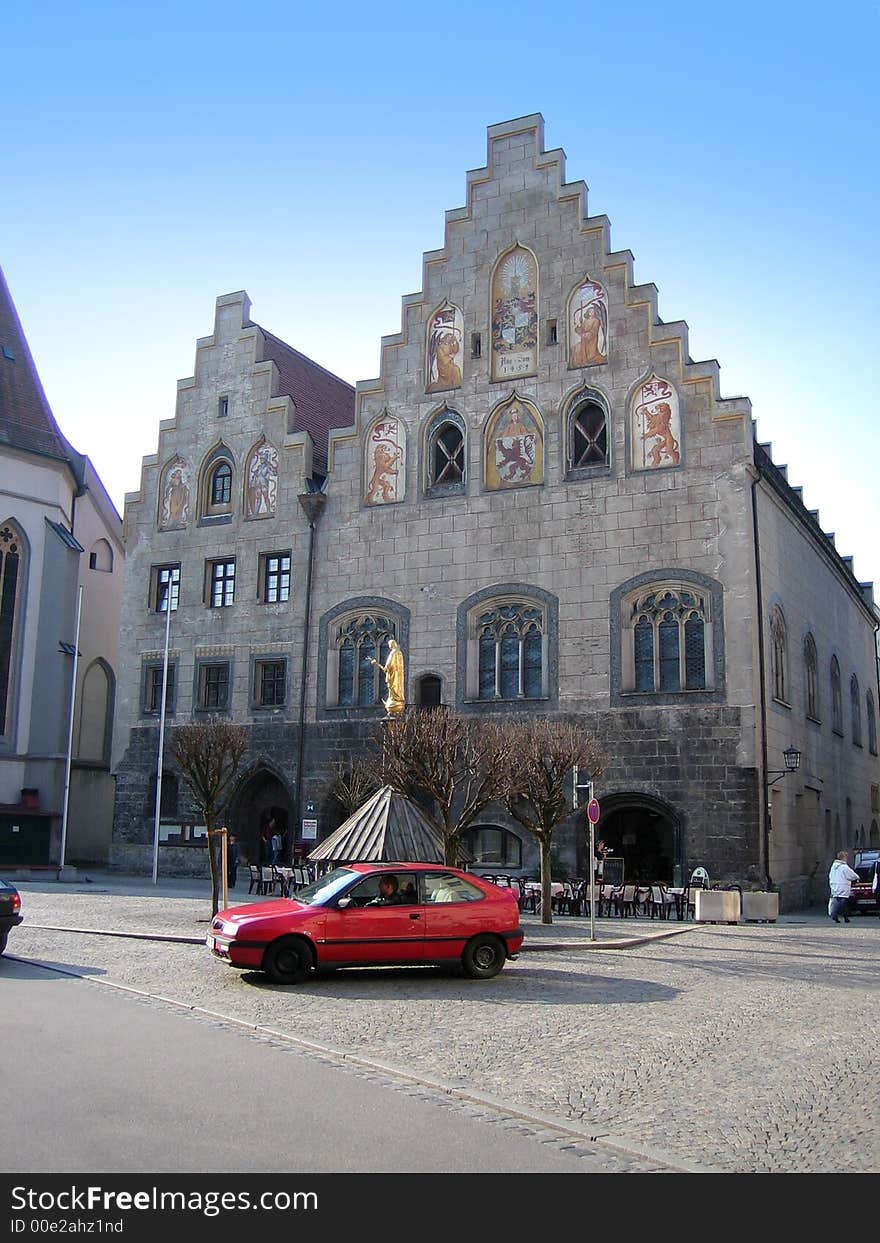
xmin=58 ymin=584 xmax=83 ymax=875
xmin=220 ymin=826 xmax=228 ymax=911
xmin=588 ymin=781 xmax=596 ymax=942
xmin=151 ymin=593 xmax=172 ymax=885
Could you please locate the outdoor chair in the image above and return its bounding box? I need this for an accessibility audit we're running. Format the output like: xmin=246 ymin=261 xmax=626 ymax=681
xmin=649 ymin=884 xmax=676 ymax=919
xmin=261 ymin=866 xmax=284 ymax=897
xmin=634 ymin=886 xmax=651 ymax=918
xmin=247 ymin=865 xmax=262 ymax=895
xmin=612 ymin=884 xmax=637 ymax=917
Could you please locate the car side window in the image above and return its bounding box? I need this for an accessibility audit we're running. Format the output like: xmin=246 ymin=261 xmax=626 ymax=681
xmin=424 ymin=873 xmax=484 ymax=904
xmin=344 ymin=873 xmax=418 ymax=907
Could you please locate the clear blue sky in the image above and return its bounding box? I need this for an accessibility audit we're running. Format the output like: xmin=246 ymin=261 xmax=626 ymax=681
xmin=3 ymin=1 xmax=878 ymax=587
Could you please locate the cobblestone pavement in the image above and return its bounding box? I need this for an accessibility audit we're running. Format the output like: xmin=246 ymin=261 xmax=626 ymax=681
xmin=5 ymin=872 xmax=879 ymax=1174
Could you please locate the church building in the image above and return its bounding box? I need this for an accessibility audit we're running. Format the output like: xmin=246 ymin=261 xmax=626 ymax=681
xmin=110 ymin=115 xmax=879 ymax=909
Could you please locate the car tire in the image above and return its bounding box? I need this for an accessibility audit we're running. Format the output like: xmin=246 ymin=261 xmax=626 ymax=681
xmin=462 ymin=934 xmax=506 ymax=980
xmin=263 ymin=936 xmax=313 ymax=984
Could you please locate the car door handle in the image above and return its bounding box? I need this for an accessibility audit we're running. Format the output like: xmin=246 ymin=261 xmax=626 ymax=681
xmin=409 ymin=912 xmax=421 ymax=920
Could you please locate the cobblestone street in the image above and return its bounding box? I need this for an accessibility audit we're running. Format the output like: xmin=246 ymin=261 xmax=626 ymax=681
xmin=7 ymin=875 xmax=879 ymax=1174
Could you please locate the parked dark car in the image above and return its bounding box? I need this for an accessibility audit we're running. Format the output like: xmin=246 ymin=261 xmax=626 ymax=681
xmin=208 ymin=862 xmax=523 ymax=984
xmin=850 ymin=849 xmax=880 ymax=915
xmin=0 ymin=878 xmax=23 ymax=955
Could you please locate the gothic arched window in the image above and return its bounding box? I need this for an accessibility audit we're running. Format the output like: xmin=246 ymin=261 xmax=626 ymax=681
xmin=425 ymin=409 xmax=466 ymax=497
xmin=851 ymin=674 xmax=862 ymax=746
xmin=326 ymin=613 xmax=396 ymax=708
xmin=770 ymin=606 xmax=788 ymax=704
xmin=804 ymin=633 xmax=819 ymax=721
xmin=867 ymin=690 xmax=877 ymax=756
xmin=0 ymin=522 xmax=25 ymax=738
xmin=626 ymin=586 xmax=710 ymax=694
xmin=566 ymin=392 xmax=609 ymax=477
xmin=199 ymin=445 xmax=235 ymax=522
xmin=474 ymin=601 xmax=545 ymax=701
xmin=831 ymin=657 xmax=843 ymax=734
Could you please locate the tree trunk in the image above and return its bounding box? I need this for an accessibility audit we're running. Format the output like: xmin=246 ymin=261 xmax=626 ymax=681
xmin=540 ymin=836 xmax=553 ymax=924
xmin=444 ymin=832 xmax=459 ymax=867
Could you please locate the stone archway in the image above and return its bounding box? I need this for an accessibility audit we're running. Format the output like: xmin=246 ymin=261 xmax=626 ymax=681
xmin=227 ymin=765 xmax=292 ymax=866
xmin=596 ymin=793 xmax=683 ymax=886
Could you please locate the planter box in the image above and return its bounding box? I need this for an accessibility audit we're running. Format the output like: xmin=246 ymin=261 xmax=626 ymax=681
xmin=694 ymin=889 xmax=741 ymax=924
xmin=741 ymin=891 xmax=778 ymax=922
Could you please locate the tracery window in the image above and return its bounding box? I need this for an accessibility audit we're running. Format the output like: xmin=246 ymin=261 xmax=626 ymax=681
xmin=831 ymin=657 xmax=843 ymax=734
xmin=628 ymin=587 xmax=709 ymax=694
xmin=770 ymin=606 xmax=788 ymax=703
xmin=867 ymin=690 xmax=877 ymax=756
xmin=566 ymin=393 xmax=609 ymax=476
xmin=851 ymin=675 xmax=862 ymax=746
xmin=474 ymin=601 xmax=546 ymax=701
xmin=331 ymin=613 xmax=396 ymax=708
xmin=804 ymin=633 xmax=819 ymax=721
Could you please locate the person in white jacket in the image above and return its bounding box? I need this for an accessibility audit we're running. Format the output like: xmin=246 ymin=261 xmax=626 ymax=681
xmin=828 ymin=851 xmax=860 ymax=923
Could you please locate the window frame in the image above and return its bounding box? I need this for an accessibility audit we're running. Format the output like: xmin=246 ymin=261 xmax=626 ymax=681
xmin=457 ymin=584 xmax=557 ymax=713
xmin=259 ymin=551 xmax=291 ymax=605
xmin=565 ymin=389 xmax=611 ymax=480
xmin=851 ymin=674 xmax=862 ymax=747
xmin=194 ymin=659 xmax=231 ymax=713
xmin=318 ymin=598 xmax=410 ymax=719
xmin=424 ymin=408 xmax=466 ymax=498
xmin=151 ymin=563 xmax=180 ymax=613
xmin=831 ymin=656 xmax=843 ymax=735
xmin=142 ymin=658 xmax=177 ymax=716
xmin=769 ymin=606 xmax=789 ymax=706
xmin=804 ymin=633 xmax=820 ymax=722
xmin=252 ymin=656 xmax=288 ymax=710
xmin=206 ymin=558 xmax=236 ymax=608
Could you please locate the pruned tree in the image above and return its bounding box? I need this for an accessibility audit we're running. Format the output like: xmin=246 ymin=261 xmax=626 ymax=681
xmin=367 ymin=708 xmax=516 ymax=864
xmin=501 ymin=717 xmax=607 ymax=924
xmin=325 ymin=756 xmax=381 ymax=820
xmin=169 ymin=716 xmax=249 ymax=916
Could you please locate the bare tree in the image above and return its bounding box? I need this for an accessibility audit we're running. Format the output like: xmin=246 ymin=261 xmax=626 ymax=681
xmin=325 ymin=756 xmax=381 ymax=820
xmin=367 ymin=708 xmax=516 ymax=864
xmin=169 ymin=717 xmax=249 ymax=916
xmin=501 ymin=717 xmax=607 ymax=924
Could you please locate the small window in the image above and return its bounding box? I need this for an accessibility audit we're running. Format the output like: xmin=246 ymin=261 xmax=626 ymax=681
xmin=471 ymin=332 xmax=482 ymax=358
xmin=260 ymin=552 xmax=291 ymax=604
xmin=416 ymin=674 xmax=442 ymax=708
xmin=851 ymin=675 xmax=862 ymax=747
xmin=465 ymin=826 xmax=523 ymax=868
xmin=218 ymin=395 xmax=229 ymax=418
xmin=2 ymin=346 xmax=15 ymax=361
xmin=831 ymin=657 xmax=843 ymax=734
xmin=89 ymin=539 xmax=113 ymax=572
xmin=425 ymin=411 xmax=466 ymax=497
xmin=547 ymin=319 xmax=558 ymax=346
xmin=211 ymin=464 xmax=232 ymax=506
xmin=197 ymin=662 xmax=230 ymax=711
xmin=255 ymin=660 xmax=286 ymax=707
xmin=208 ymin=559 xmax=235 ymax=608
xmin=153 ymin=564 xmax=180 ymax=613
xmin=144 ymin=662 xmax=176 ymax=714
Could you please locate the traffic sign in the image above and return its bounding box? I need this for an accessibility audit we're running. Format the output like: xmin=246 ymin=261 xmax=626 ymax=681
xmin=587 ymin=798 xmax=600 ymax=824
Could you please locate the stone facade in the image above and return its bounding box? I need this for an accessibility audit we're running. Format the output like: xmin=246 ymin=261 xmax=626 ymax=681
xmin=110 ymin=115 xmax=879 ymax=909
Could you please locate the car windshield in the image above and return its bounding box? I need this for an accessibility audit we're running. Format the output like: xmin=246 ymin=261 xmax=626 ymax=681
xmin=291 ymin=867 xmax=357 ymax=906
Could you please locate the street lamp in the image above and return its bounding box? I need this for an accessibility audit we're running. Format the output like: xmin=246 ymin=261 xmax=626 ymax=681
xmin=767 ymin=745 xmax=801 ymax=787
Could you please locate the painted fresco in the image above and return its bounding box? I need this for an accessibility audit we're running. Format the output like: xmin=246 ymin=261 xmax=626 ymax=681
xmin=490 ymin=246 xmax=538 ymax=381
xmin=159 ymin=456 xmax=190 ymax=529
xmin=244 ymin=436 xmax=278 ymax=518
xmin=631 ymin=376 xmax=682 ymax=470
xmin=484 ymin=395 xmax=544 ymax=490
xmin=568 ymin=277 xmax=608 ymax=368
xmin=426 ymin=302 xmax=464 ymax=393
xmin=364 ymin=415 xmax=405 ymax=505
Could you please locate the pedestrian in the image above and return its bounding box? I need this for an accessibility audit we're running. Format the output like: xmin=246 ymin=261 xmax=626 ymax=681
xmin=828 ymin=850 xmax=859 ymax=923
xmin=594 ymin=839 xmax=609 ymax=883
xmin=271 ymin=824 xmax=282 ymax=866
xmin=226 ymin=833 xmax=239 ymax=889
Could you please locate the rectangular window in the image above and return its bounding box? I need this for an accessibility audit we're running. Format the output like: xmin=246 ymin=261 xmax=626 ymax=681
xmin=261 ymin=552 xmax=291 ymax=604
xmin=209 ymin=559 xmax=235 ymax=608
xmin=145 ymin=663 xmax=176 ymax=713
xmin=218 ymin=395 xmax=229 ymax=418
xmin=154 ymin=565 xmax=180 ymax=613
xmin=547 ymin=319 xmax=558 ymax=345
xmin=198 ymin=662 xmax=230 ymax=710
xmin=256 ymin=660 xmax=286 ymax=707
xmin=471 ymin=332 xmax=482 ymax=358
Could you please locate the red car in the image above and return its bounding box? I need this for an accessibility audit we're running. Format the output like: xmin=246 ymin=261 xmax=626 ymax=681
xmin=208 ymin=862 xmax=523 ymax=984
xmin=849 ymin=849 xmax=880 ymax=915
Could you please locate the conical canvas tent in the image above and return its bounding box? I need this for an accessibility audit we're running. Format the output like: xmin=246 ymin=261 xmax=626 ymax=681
xmin=307 ymin=785 xmax=471 ymax=866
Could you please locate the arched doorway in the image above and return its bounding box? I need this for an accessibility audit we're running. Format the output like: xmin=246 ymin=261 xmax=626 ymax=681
xmin=597 ymin=794 xmax=682 ymax=885
xmin=228 ymin=764 xmax=292 ymax=866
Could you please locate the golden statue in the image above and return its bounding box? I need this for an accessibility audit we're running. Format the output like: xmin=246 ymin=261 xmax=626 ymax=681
xmin=370 ymin=639 xmax=405 ymax=717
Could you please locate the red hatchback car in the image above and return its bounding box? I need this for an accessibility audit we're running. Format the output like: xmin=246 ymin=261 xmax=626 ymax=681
xmin=208 ymin=862 xmax=523 ymax=984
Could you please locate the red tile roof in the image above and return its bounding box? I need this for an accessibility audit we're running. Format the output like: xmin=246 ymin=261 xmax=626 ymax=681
xmin=254 ymin=324 xmax=355 ymax=474
xmin=0 ymin=265 xmax=80 ymax=473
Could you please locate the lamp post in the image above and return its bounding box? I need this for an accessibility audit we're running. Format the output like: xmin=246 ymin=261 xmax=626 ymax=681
xmin=764 ymin=745 xmax=801 ymax=890
xmin=151 ymin=582 xmax=174 ymax=885
xmin=58 ymin=584 xmax=83 ymax=878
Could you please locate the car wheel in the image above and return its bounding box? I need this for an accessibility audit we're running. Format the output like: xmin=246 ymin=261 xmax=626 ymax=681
xmin=263 ymin=937 xmax=313 ymax=984
xmin=462 ymin=934 xmax=506 ymax=980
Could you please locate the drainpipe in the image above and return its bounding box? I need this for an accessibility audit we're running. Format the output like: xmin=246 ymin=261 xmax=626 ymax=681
xmin=294 ymin=490 xmax=326 ymax=862
xmin=750 ymin=462 xmax=773 ymax=890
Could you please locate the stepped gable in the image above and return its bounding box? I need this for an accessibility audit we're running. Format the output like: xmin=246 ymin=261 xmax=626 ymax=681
xmin=254 ymin=324 xmax=355 ymax=474
xmin=0 ymin=265 xmax=81 ymax=473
